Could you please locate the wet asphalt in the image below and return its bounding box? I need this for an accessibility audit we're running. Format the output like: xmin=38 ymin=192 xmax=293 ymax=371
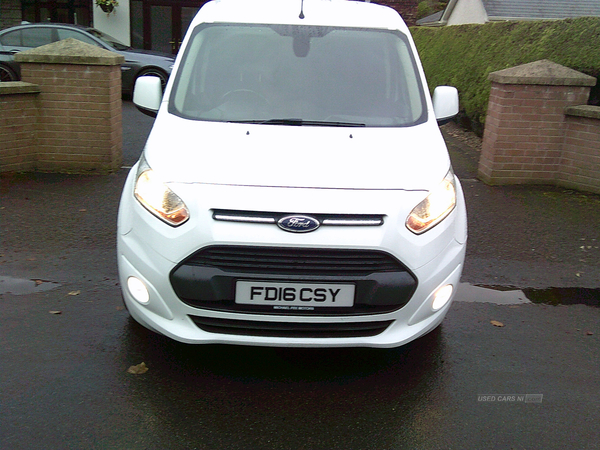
xmin=0 ymin=101 xmax=599 ymax=449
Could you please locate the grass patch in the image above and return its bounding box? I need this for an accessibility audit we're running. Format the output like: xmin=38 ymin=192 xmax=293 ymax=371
xmin=411 ymin=17 xmax=600 ymax=133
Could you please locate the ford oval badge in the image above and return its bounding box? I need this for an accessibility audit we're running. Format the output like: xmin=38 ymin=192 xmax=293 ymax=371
xmin=277 ymin=215 xmax=320 ymax=233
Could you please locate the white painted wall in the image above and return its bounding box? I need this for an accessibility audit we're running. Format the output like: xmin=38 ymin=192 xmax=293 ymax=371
xmin=93 ymin=0 xmax=131 ymax=46
xmin=447 ymin=0 xmax=488 ymax=25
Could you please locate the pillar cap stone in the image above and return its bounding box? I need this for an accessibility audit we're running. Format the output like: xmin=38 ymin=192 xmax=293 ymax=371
xmin=488 ymin=59 xmax=596 ymax=87
xmin=0 ymin=81 xmax=40 ymax=95
xmin=565 ymin=105 xmax=600 ymax=120
xmin=14 ymin=38 xmax=125 ymax=66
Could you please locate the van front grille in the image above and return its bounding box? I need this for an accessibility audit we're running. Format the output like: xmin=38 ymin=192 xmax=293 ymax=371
xmin=181 ymin=246 xmax=404 ymax=277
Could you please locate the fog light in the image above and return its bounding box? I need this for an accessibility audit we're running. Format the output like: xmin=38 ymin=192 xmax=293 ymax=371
xmin=127 ymin=277 xmax=150 ymax=304
xmin=432 ymin=284 xmax=453 ymax=310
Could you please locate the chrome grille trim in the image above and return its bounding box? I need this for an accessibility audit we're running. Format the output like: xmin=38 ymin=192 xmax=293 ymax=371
xmin=213 ymin=213 xmax=276 ymax=224
xmin=322 ymin=218 xmax=383 ymax=226
xmin=212 ymin=209 xmax=384 ymax=226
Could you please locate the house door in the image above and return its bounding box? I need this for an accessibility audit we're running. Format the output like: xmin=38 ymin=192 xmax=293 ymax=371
xmin=131 ymin=0 xmax=206 ymax=54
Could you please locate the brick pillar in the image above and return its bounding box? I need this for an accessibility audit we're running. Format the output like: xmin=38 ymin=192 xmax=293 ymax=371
xmin=479 ymin=60 xmax=596 ymax=185
xmin=0 ymin=83 xmax=40 ymax=172
xmin=560 ymin=106 xmax=600 ymax=194
xmin=15 ymin=38 xmax=125 ymax=173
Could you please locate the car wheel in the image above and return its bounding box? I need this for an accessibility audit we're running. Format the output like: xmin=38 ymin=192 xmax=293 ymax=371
xmin=0 ymin=64 xmax=18 ymax=82
xmin=136 ymin=68 xmax=168 ymax=92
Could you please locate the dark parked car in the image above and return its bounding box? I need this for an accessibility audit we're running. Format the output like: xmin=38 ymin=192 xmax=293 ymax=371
xmin=0 ymin=23 xmax=174 ymax=94
xmin=0 ymin=50 xmax=16 ymax=82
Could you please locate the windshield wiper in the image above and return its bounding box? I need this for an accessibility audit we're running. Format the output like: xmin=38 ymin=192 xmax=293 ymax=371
xmin=229 ymin=118 xmax=366 ymax=127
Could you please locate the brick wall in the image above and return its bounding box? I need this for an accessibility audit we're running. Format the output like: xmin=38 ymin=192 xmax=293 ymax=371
xmin=479 ymin=60 xmax=600 ymax=195
xmin=559 ymin=108 xmax=600 ymax=193
xmin=20 ymin=62 xmax=123 ymax=172
xmin=0 ymin=38 xmax=124 ymax=174
xmin=0 ymin=0 xmax=22 ymax=30
xmin=480 ymin=83 xmax=590 ymax=184
xmin=0 ymin=84 xmax=40 ymax=172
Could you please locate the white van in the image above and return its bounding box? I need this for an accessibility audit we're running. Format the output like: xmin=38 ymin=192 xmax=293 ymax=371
xmin=118 ymin=0 xmax=467 ymax=348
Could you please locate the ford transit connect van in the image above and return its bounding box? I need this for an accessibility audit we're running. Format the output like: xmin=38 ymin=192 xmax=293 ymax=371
xmin=118 ymin=0 xmax=467 ymax=348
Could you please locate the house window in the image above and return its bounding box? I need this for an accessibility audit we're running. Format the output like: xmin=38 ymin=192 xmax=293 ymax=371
xmin=22 ymin=0 xmax=91 ymax=26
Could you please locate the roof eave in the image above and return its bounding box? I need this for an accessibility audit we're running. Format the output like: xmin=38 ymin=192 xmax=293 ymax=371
xmin=488 ymin=16 xmax=567 ymax=22
xmin=439 ymin=0 xmax=459 ymax=22
xmin=416 ymin=20 xmax=448 ymax=27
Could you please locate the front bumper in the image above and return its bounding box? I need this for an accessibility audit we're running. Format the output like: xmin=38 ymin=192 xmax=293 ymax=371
xmin=117 ymin=167 xmax=467 ymax=348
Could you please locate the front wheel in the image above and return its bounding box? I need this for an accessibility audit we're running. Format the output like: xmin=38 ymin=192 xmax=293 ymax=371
xmin=0 ymin=64 xmax=18 ymax=82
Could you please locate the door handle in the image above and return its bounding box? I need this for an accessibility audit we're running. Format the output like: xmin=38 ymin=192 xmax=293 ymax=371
xmin=169 ymin=40 xmax=182 ymax=52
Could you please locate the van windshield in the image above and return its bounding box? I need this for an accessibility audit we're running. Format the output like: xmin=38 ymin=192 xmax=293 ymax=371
xmin=169 ymin=24 xmax=427 ymax=127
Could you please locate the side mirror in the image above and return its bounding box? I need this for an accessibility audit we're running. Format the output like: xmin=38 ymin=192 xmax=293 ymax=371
xmin=432 ymin=86 xmax=459 ymax=125
xmin=133 ymin=76 xmax=163 ymax=118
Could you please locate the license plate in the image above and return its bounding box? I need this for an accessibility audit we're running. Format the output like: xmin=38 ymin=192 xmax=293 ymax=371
xmin=235 ymin=281 xmax=355 ymax=308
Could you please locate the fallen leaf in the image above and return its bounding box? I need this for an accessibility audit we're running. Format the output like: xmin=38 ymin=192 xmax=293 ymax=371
xmin=34 ymin=280 xmax=44 ymax=285
xmin=49 ymin=310 xmax=62 ymax=315
xmin=116 ymin=306 xmax=124 ymax=311
xmin=127 ymin=362 xmax=148 ymax=374
xmin=586 ymin=331 xmax=594 ymax=336
xmin=67 ymin=290 xmax=80 ymax=296
xmin=79 ymin=209 xmax=87 ymax=212
xmin=491 ymin=320 xmax=504 ymax=327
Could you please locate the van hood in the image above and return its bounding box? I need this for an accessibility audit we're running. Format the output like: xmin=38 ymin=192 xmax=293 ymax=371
xmin=143 ymin=113 xmax=451 ymax=191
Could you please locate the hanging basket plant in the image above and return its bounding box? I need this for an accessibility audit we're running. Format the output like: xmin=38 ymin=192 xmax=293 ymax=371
xmin=96 ymin=0 xmax=118 ymax=15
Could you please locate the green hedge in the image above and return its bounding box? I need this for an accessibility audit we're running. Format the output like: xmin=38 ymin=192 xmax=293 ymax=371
xmin=411 ymin=17 xmax=600 ymax=131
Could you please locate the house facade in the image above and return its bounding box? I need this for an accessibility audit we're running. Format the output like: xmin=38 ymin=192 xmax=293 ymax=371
xmin=1 ymin=0 xmax=418 ymax=51
xmin=418 ymin=0 xmax=600 ymax=26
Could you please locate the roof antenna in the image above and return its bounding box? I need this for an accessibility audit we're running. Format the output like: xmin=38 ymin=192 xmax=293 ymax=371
xmin=299 ymin=0 xmax=305 ymax=19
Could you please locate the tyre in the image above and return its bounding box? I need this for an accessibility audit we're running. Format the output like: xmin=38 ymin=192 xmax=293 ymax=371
xmin=0 ymin=64 xmax=18 ymax=82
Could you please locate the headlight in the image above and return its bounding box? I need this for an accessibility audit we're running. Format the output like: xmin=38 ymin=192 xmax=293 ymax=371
xmin=134 ymin=157 xmax=189 ymax=226
xmin=406 ymin=170 xmax=456 ymax=234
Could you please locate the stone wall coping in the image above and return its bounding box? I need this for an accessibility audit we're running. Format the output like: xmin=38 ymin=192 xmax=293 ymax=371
xmin=15 ymin=38 xmax=125 ymax=66
xmin=0 ymin=81 xmax=41 ymax=96
xmin=488 ymin=59 xmax=596 ymax=87
xmin=565 ymin=105 xmax=600 ymax=120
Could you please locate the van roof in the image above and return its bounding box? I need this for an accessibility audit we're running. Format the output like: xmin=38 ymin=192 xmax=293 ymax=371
xmin=191 ymin=0 xmax=408 ymax=32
